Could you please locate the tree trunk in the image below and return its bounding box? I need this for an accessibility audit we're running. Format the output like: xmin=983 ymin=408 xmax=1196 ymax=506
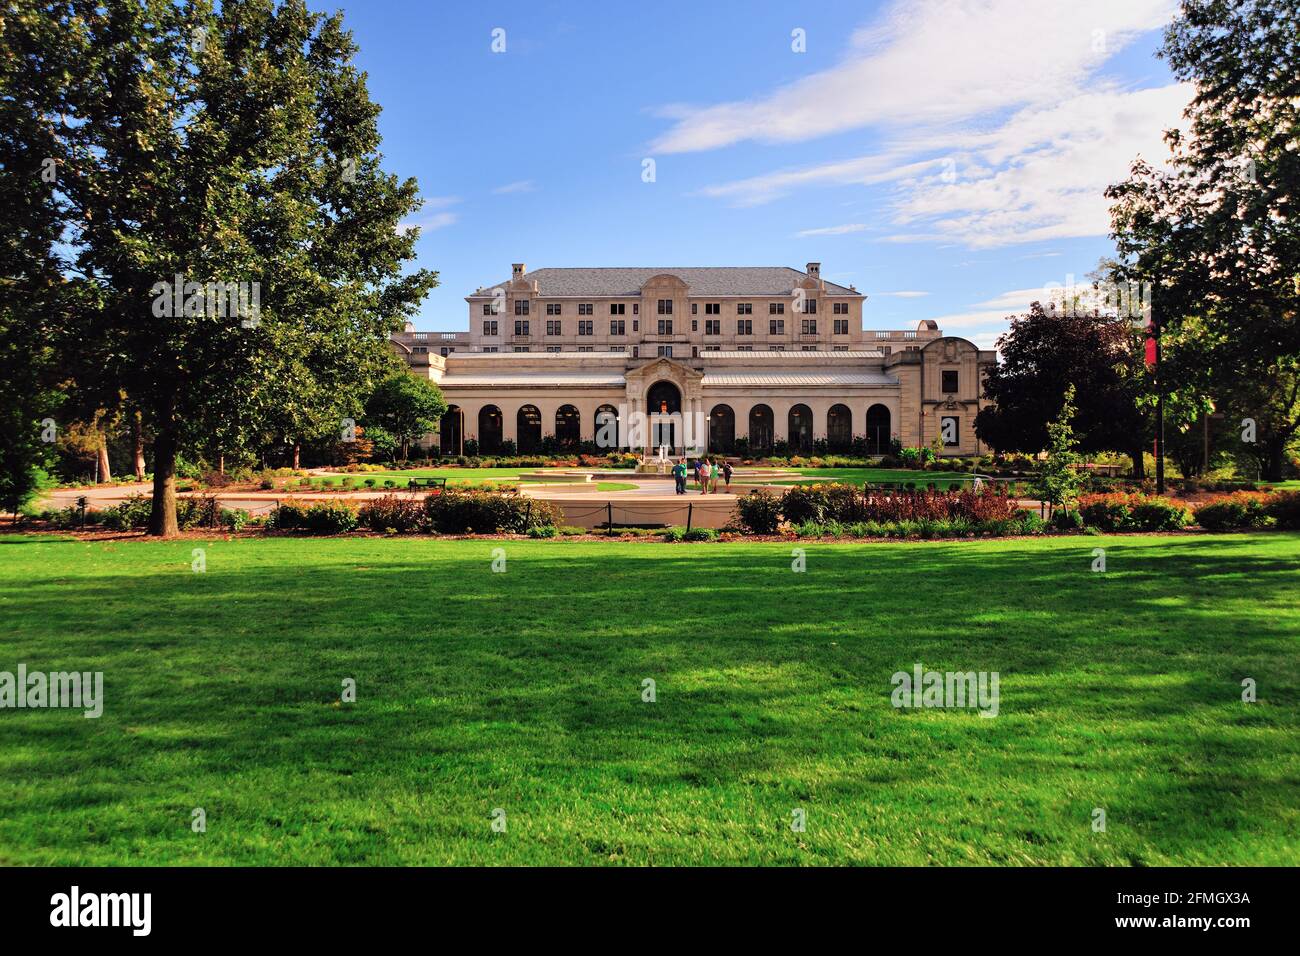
xmin=218 ymin=451 xmax=224 ymax=475
xmin=148 ymin=416 xmax=180 ymax=537
xmin=1263 ymin=437 xmax=1285 ymax=482
xmin=97 ymin=434 xmax=112 ymax=483
xmin=131 ymin=409 xmax=146 ymax=480
xmin=292 ymin=442 xmax=301 ymax=470
xmin=1129 ymin=446 xmax=1145 ymax=479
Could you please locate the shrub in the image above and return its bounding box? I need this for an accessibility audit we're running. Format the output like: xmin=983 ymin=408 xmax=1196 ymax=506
xmin=358 ymin=495 xmax=427 ymax=533
xmin=558 ymin=526 xmax=586 ymax=536
xmin=221 ymin=508 xmax=251 ymax=531
xmin=1050 ymin=508 xmax=1084 ymax=530
xmin=527 ymin=524 xmax=558 ymax=538
xmin=102 ymin=494 xmax=153 ymax=530
xmin=268 ymin=501 xmax=358 ymax=533
xmin=1079 ymin=495 xmax=1131 ymax=531
xmin=735 ymin=490 xmax=783 ymax=534
xmin=1266 ymin=490 xmax=1300 ymax=530
xmin=423 ymin=489 xmax=559 ymax=534
xmin=682 ymin=527 xmax=718 ymax=542
xmin=177 ymin=494 xmax=220 ymax=529
xmin=1015 ymin=511 xmax=1047 ymax=535
xmin=661 ymin=526 xmax=686 ymax=542
xmin=259 ymin=478 xmax=275 ymax=490
xmin=1077 ymin=492 xmax=1189 ymax=532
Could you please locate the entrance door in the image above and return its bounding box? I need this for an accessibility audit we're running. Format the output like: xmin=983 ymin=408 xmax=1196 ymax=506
xmin=646 ymin=380 xmax=682 ymax=453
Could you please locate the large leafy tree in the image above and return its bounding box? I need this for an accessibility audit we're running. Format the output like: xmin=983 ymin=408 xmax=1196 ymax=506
xmin=1107 ymin=0 xmax=1299 ymax=480
xmin=975 ymin=303 xmax=1150 ymax=474
xmin=30 ymin=0 xmax=435 ymax=533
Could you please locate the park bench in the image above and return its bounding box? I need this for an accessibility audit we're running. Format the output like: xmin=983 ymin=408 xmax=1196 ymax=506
xmin=407 ymin=477 xmax=448 ymax=492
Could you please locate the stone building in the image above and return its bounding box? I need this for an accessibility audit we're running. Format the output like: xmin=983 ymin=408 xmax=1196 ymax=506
xmin=392 ymin=263 xmax=995 ymax=456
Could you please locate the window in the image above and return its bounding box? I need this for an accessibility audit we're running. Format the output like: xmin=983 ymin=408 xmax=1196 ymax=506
xmin=546 ymin=345 xmax=562 ymax=353
xmin=705 ymin=302 xmax=720 ymax=315
xmin=546 ymin=302 xmax=561 ymax=316
xmin=705 ymin=319 xmax=720 ymax=335
xmin=769 ymin=318 xmax=785 ymax=335
xmin=801 ymin=318 xmax=817 ymax=334
xmin=632 ymin=303 xmax=639 ymax=315
xmin=771 ymin=344 xmax=785 ymax=351
xmin=578 ymin=320 xmax=593 ymax=335
xmin=691 ymin=303 xmax=698 ymax=315
xmin=482 ymin=346 xmax=499 ymax=353
xmin=737 ymin=302 xmax=752 ymax=315
xmin=610 ymin=319 xmax=625 ymax=335
xmin=482 ymin=303 xmax=498 ymax=315
xmin=657 ymin=319 xmax=673 ymax=335
xmin=610 ymin=345 xmax=625 ymax=352
xmin=657 ymin=299 xmax=672 ymax=315
xmin=512 ymin=346 xmax=529 ymax=352
xmin=656 ymin=345 xmax=673 ymax=357
xmin=703 ymin=345 xmax=720 ymax=352
xmin=833 ymin=345 xmax=849 ymax=351
xmin=805 ymin=298 xmax=818 ymax=314
xmin=514 ymin=300 xmax=529 ymax=316
xmin=632 ymin=346 xmax=639 ymax=358
xmin=769 ymin=302 xmax=785 ymax=314
xmin=942 ymin=370 xmax=959 ymax=393
xmin=737 ymin=345 xmax=753 ymax=351
xmin=482 ymin=320 xmax=498 ymax=336
xmin=691 ymin=320 xmax=697 ymax=332
xmin=882 ymin=346 xmax=892 ymax=356
xmin=439 ymin=347 xmax=449 ymax=356
xmin=737 ymin=319 xmax=752 ymax=336
xmin=941 ymin=415 xmax=959 ymax=446
xmin=610 ymin=303 xmax=625 ymax=315
xmin=834 ymin=318 xmax=849 ymax=335
xmin=632 ymin=320 xmax=639 ymax=331
xmin=801 ymin=345 xmax=817 ymax=351
xmin=578 ymin=346 xmax=594 ymax=352
xmin=513 ymin=320 xmax=529 ymax=336
xmin=546 ymin=320 xmax=561 ymax=336
xmin=412 ymin=346 xmax=428 ymax=354
xmin=578 ymin=303 xmax=593 ymax=316
xmin=833 ymin=302 xmax=849 ymax=314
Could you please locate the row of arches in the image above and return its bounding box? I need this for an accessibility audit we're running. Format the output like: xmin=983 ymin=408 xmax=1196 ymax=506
xmin=440 ymin=402 xmax=892 ymax=455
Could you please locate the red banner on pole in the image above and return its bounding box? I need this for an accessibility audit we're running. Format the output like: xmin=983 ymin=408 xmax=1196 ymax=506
xmin=1144 ymin=321 xmax=1157 ymax=369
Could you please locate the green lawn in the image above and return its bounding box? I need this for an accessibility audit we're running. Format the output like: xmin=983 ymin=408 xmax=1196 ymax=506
xmin=1 ymin=533 xmax=1296 ymax=865
xmin=315 ymin=466 xmax=584 ymax=487
xmin=765 ymin=467 xmax=976 ymax=486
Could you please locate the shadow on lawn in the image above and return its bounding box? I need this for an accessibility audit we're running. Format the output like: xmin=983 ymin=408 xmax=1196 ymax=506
xmin=1 ymin=534 xmax=1297 ymax=860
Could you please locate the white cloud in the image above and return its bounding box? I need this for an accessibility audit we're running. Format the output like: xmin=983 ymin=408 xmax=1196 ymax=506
xmin=663 ymin=0 xmax=1189 ymax=246
xmin=872 ymin=290 xmax=930 ymax=298
xmin=653 ymin=0 xmax=1178 ymax=154
xmin=399 ymin=197 xmax=461 ymax=235
xmin=493 ymin=180 xmax=537 ymax=194
xmin=795 ymin=223 xmax=868 ymax=238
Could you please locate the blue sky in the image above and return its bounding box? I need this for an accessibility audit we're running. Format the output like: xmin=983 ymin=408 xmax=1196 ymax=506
xmin=337 ymin=0 xmax=1187 ymax=348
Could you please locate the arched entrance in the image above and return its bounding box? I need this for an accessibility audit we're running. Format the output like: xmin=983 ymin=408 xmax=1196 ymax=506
xmin=595 ymin=404 xmax=620 ymax=451
xmin=789 ymin=404 xmax=813 ymax=453
xmin=439 ymin=405 xmax=462 ymax=455
xmin=749 ymin=404 xmax=773 ymax=453
xmin=517 ymin=405 xmax=541 ymax=454
xmin=827 ymin=404 xmax=852 ymax=451
xmin=709 ymin=404 xmax=735 ymax=454
xmin=646 ymin=380 xmax=682 ymax=451
xmin=866 ymin=404 xmax=891 ymax=455
xmin=478 ymin=405 xmax=503 ymax=454
xmin=555 ymin=405 xmax=581 ymax=449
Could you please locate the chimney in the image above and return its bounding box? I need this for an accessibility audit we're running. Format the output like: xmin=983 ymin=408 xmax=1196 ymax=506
xmin=512 ymin=263 xmax=526 ymax=279
xmin=806 ymin=262 xmax=820 ymax=279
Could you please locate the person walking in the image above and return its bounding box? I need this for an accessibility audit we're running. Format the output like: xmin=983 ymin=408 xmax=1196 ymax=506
xmin=699 ymin=458 xmax=710 ymax=495
xmin=672 ymin=457 xmax=687 ymax=495
xmin=722 ymin=460 xmax=733 ymax=492
xmin=710 ymin=458 xmax=720 ymax=494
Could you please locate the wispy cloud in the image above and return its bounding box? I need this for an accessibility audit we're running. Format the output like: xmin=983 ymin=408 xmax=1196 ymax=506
xmin=661 ymin=0 xmax=1187 ymax=247
xmin=399 ymin=196 xmax=461 ymax=235
xmin=492 ymin=180 xmax=537 ymax=195
xmin=872 ymin=290 xmax=930 ymax=298
xmin=795 ymin=223 xmax=868 ymax=238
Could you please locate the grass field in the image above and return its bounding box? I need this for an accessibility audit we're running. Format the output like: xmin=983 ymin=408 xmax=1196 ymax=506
xmin=1 ymin=533 xmax=1296 ymax=865
xmin=765 ymin=467 xmax=976 ymax=486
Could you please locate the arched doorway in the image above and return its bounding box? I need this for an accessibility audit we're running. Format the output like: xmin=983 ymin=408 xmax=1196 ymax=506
xmin=827 ymin=404 xmax=852 ymax=451
xmin=789 ymin=404 xmax=813 ymax=453
xmin=555 ymin=405 xmax=581 ymax=449
xmin=709 ymin=404 xmax=735 ymax=454
xmin=478 ymin=405 xmax=503 ymax=454
xmin=866 ymin=404 xmax=891 ymax=455
xmin=646 ymin=380 xmax=682 ymax=451
xmin=439 ymin=405 xmax=462 ymax=455
xmin=517 ymin=405 xmax=541 ymax=454
xmin=749 ymin=404 xmax=773 ymax=453
xmin=595 ymin=404 xmax=620 ymax=451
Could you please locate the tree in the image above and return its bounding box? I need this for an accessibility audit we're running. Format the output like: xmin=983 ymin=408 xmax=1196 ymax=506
xmin=29 ymin=0 xmax=436 ymax=534
xmin=1107 ymin=0 xmax=1300 ymax=480
xmin=364 ymin=373 xmax=447 ymax=460
xmin=1032 ymin=385 xmax=1086 ymax=515
xmin=975 ymin=303 xmax=1150 ymax=474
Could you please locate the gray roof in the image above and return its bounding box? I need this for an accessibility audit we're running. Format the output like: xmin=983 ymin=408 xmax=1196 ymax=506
xmin=471 ymin=267 xmax=860 ymax=298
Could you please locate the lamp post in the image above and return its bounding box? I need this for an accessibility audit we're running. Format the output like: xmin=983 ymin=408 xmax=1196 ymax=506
xmin=1135 ymin=309 xmax=1165 ymax=494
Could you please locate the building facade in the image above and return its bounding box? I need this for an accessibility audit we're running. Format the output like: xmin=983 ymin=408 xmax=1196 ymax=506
xmin=392 ymin=263 xmax=995 ymax=456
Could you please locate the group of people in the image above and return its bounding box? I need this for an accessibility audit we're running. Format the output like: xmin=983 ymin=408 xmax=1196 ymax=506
xmin=671 ymin=457 xmax=733 ymax=495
